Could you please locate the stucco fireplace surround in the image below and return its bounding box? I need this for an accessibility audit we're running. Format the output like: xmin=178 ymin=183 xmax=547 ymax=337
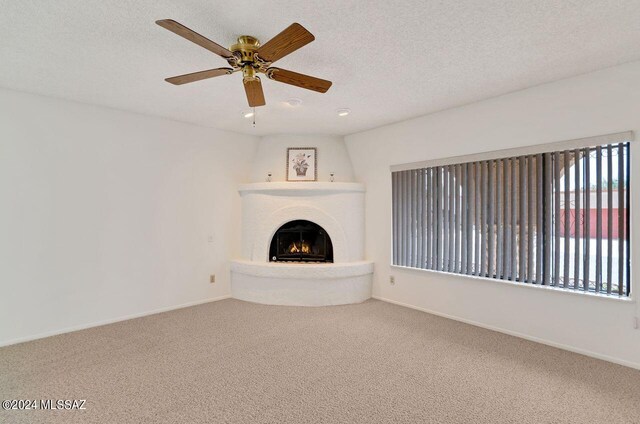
xmin=230 ymin=182 xmax=373 ymax=306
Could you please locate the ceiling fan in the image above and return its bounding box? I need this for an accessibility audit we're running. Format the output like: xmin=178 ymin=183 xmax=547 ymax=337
xmin=156 ymin=19 xmax=332 ymax=107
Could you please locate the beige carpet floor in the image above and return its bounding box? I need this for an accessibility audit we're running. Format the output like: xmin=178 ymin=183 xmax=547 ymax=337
xmin=1 ymin=298 xmax=639 ymax=424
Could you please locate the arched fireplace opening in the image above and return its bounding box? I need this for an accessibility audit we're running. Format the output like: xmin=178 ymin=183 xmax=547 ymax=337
xmin=269 ymin=220 xmax=334 ymax=263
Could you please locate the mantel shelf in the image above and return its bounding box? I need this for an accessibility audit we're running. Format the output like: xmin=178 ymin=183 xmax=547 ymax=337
xmin=238 ymin=182 xmax=365 ymax=195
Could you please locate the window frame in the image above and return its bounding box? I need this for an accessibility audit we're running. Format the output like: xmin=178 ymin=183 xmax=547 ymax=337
xmin=390 ymin=131 xmax=635 ymax=301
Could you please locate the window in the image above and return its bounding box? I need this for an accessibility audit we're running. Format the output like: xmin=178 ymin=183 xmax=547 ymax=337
xmin=391 ymin=133 xmax=632 ymax=296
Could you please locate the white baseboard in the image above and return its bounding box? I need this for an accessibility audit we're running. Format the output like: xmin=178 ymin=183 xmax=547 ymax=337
xmin=0 ymin=295 xmax=232 ymax=348
xmin=372 ymin=295 xmax=640 ymax=370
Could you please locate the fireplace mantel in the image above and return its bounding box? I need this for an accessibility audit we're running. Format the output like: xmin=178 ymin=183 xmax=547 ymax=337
xmin=238 ymin=182 xmax=365 ymax=195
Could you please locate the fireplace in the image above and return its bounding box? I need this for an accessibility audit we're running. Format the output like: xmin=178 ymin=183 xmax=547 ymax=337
xmin=232 ymin=182 xmax=372 ymax=305
xmin=269 ymin=220 xmax=333 ymax=263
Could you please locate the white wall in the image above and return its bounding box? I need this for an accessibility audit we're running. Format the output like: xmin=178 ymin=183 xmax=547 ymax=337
xmin=345 ymin=61 xmax=640 ymax=368
xmin=0 ymin=88 xmax=258 ymax=345
xmin=250 ymin=134 xmax=354 ymax=182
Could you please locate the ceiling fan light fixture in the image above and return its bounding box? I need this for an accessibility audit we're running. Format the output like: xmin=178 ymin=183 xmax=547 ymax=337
xmin=337 ymin=108 xmax=351 ymax=117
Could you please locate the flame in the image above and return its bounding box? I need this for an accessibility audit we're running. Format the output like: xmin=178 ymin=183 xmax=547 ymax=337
xmin=288 ymin=241 xmax=311 ymax=254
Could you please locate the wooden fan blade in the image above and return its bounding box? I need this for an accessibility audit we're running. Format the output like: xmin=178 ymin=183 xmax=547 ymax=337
xmin=267 ymin=68 xmax=332 ymax=93
xmin=256 ymin=23 xmax=314 ymax=63
xmin=156 ymin=19 xmax=234 ymax=59
xmin=165 ymin=68 xmax=233 ymax=85
xmin=244 ymin=78 xmax=266 ymax=107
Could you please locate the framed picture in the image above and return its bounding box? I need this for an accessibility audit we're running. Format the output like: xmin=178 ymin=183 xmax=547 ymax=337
xmin=286 ymin=147 xmax=317 ymax=181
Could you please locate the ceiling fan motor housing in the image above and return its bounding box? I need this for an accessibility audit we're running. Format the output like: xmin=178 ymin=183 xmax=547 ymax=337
xmin=231 ymin=36 xmax=263 ymax=82
xmin=231 ymin=36 xmax=261 ymax=64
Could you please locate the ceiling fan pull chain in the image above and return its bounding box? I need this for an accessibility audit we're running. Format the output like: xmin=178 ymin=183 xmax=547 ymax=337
xmin=252 ymin=107 xmax=256 ymax=128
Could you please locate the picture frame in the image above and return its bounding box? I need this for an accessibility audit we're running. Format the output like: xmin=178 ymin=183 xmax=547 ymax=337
xmin=286 ymin=147 xmax=317 ymax=181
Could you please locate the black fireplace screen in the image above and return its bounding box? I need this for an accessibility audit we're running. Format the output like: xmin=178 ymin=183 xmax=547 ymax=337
xmin=269 ymin=220 xmax=333 ymax=263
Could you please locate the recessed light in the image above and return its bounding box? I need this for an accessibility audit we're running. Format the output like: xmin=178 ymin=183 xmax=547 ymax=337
xmin=337 ymin=108 xmax=351 ymax=117
xmin=286 ymin=98 xmax=302 ymax=107
xmin=243 ymin=111 xmax=254 ymax=118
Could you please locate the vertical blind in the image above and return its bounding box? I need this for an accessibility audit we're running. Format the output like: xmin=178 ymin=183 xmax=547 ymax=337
xmin=392 ymin=141 xmax=631 ymax=296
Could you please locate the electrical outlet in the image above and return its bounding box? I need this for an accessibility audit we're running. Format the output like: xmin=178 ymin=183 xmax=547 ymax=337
xmin=390 ymin=276 xmax=395 ymax=285
xmin=210 ymin=274 xmax=215 ymax=284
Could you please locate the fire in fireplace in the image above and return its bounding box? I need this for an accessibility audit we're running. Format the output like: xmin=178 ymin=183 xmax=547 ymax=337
xmin=288 ymin=241 xmax=311 ymax=254
xmin=269 ymin=220 xmax=333 ymax=263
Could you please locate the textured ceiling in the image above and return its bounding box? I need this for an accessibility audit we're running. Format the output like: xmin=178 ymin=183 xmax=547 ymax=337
xmin=1 ymin=1 xmax=640 ymax=136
